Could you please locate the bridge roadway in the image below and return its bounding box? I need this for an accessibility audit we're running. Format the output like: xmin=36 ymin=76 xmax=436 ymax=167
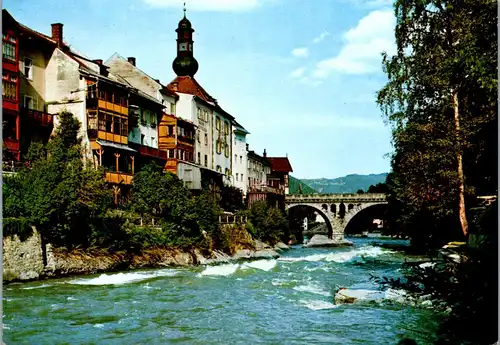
xmin=285 ymin=193 xmax=387 ymax=242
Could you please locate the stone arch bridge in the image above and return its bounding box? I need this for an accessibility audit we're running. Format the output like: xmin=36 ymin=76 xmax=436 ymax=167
xmin=285 ymin=193 xmax=387 ymax=242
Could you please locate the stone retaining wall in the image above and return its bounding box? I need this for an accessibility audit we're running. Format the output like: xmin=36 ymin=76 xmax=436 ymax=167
xmin=3 ymin=228 xmax=44 ymax=281
xmin=3 ymin=227 xmax=287 ymax=283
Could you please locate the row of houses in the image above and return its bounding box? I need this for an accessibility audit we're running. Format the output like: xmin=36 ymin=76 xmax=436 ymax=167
xmin=2 ymin=9 xmax=293 ymax=207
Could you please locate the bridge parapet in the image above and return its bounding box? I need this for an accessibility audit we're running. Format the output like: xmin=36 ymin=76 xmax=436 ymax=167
xmin=285 ymin=193 xmax=386 ymax=203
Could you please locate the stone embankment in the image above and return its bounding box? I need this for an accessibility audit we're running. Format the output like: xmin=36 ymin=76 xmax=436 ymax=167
xmin=3 ymin=229 xmax=287 ymax=284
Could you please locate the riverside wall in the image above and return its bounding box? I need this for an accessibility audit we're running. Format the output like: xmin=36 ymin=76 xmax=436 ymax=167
xmin=3 ymin=226 xmax=286 ymax=284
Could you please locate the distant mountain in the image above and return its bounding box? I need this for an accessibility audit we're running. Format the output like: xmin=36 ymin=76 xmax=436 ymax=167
xmin=289 ymin=175 xmax=317 ymax=194
xmin=301 ymin=173 xmax=388 ymax=194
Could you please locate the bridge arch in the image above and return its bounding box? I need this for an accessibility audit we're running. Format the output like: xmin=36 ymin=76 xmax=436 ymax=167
xmin=343 ymin=203 xmax=388 ymax=235
xmin=285 ymin=193 xmax=388 ymax=242
xmin=286 ymin=203 xmax=333 ymax=237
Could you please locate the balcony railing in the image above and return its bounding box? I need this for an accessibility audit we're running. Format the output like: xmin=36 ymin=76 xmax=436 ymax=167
xmin=138 ymin=145 xmax=168 ymax=160
xmin=178 ymin=135 xmax=195 ymax=144
xmin=22 ymin=108 xmax=54 ymax=127
xmin=105 ymin=171 xmax=133 ymax=185
xmin=248 ymin=185 xmax=284 ymax=195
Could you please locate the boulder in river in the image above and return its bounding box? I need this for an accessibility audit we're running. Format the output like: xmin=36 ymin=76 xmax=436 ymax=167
xmin=304 ymin=235 xmax=353 ymax=248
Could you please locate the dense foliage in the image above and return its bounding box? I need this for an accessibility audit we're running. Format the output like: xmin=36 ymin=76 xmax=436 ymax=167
xmin=377 ymin=0 xmax=497 ymax=248
xmin=374 ymin=1 xmax=497 ymax=343
xmin=239 ymin=201 xmax=289 ymax=245
xmin=3 ymin=111 xmax=112 ymax=248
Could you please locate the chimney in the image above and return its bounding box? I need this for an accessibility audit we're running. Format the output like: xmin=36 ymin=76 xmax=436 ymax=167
xmin=171 ymin=82 xmax=179 ymax=91
xmin=93 ymin=59 xmax=103 ymax=65
xmin=51 ymin=23 xmax=64 ymax=47
xmin=154 ymin=79 xmax=160 ymax=83
xmin=263 ymin=149 xmax=267 ymax=158
xmin=128 ymin=57 xmax=136 ymax=66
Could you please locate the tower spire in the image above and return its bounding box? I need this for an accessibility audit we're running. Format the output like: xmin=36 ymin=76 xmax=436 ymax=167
xmin=172 ymin=5 xmax=199 ymax=77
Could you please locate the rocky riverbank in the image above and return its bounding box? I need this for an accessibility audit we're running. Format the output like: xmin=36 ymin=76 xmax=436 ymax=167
xmin=3 ymin=229 xmax=287 ymax=284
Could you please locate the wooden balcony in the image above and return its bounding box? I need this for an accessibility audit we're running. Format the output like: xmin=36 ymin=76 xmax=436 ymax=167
xmin=88 ymin=130 xmax=128 ymax=145
xmin=22 ymin=108 xmax=53 ymax=127
xmin=138 ymin=145 xmax=168 ymax=160
xmin=105 ymin=171 xmax=133 ymax=185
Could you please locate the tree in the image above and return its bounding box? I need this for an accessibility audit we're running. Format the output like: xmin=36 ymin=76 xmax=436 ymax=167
xmin=356 ymin=189 xmax=365 ymax=194
xmin=247 ymin=201 xmax=288 ymax=244
xmin=4 ymin=111 xmax=113 ymax=247
xmin=377 ymin=0 xmax=497 ymax=242
xmin=219 ymin=185 xmax=244 ymax=213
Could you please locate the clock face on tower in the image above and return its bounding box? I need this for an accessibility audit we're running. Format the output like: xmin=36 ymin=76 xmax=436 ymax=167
xmin=179 ymin=43 xmax=188 ymax=51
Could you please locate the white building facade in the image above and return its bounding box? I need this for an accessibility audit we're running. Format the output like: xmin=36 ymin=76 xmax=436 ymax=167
xmin=232 ymin=121 xmax=249 ymax=195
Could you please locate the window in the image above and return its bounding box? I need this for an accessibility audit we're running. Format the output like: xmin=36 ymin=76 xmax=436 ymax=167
xmin=197 ymin=107 xmax=202 ymax=120
xmin=205 ymin=110 xmax=209 ymax=122
xmin=197 ymin=152 xmax=201 ymax=164
xmin=204 ymin=154 xmax=208 ymax=167
xmin=2 ymin=34 xmax=16 ymax=61
xmin=240 ymin=156 xmax=243 ymax=164
xmin=216 ymin=117 xmax=221 ymax=130
xmin=2 ymin=73 xmax=16 ymax=100
xmin=235 ymin=154 xmax=237 ymax=162
xmin=24 ymin=58 xmax=33 ymax=80
xmin=121 ymin=118 xmax=128 ymax=136
xmin=141 ymin=134 xmax=145 ymax=145
xmin=120 ymin=95 xmax=127 ymax=107
xmin=169 ymin=149 xmax=175 ymax=158
xmin=170 ymin=102 xmax=176 ymax=115
xmin=98 ymin=112 xmax=106 ymax=131
xmin=113 ymin=117 xmax=121 ymax=135
xmin=106 ymin=114 xmax=113 ymax=132
xmin=23 ymin=95 xmax=36 ymax=110
xmin=197 ymin=131 xmax=200 ymax=142
xmin=224 ymin=121 xmax=229 ymax=135
xmin=224 ymin=143 xmax=230 ymax=158
xmin=236 ymin=173 xmax=239 ymax=181
xmin=241 ymin=174 xmax=244 ymax=182
xmin=216 ymin=140 xmax=222 ymax=154
xmin=151 ymin=137 xmax=155 ymax=146
xmin=204 ymin=133 xmax=208 ymax=146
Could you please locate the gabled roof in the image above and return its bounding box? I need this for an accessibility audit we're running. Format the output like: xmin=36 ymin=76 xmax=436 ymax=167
xmin=167 ymin=76 xmax=215 ymax=103
xmin=267 ymin=157 xmax=293 ymax=173
xmin=3 ymin=9 xmax=56 ymax=46
xmin=247 ymin=150 xmax=271 ymax=166
xmin=105 ymin=53 xmax=179 ymax=100
xmin=233 ymin=119 xmax=250 ymax=134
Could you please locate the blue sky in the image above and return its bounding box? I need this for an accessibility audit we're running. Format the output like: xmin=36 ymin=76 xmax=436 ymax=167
xmin=6 ymin=0 xmax=396 ymax=179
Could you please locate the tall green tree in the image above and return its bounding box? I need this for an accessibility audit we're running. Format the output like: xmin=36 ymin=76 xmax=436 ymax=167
xmin=377 ymin=0 xmax=497 ymax=242
xmin=3 ymin=111 xmax=113 ymax=247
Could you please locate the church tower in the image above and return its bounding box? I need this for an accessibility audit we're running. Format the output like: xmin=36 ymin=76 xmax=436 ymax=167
xmin=172 ymin=5 xmax=199 ymax=77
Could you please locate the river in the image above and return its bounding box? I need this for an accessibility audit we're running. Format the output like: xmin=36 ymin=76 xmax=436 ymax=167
xmin=3 ymin=238 xmax=443 ymax=344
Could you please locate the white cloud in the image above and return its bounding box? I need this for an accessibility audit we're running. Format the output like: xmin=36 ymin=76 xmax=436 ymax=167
xmin=313 ymin=31 xmax=331 ymax=44
xmin=343 ymin=0 xmax=394 ymax=9
xmin=312 ymin=9 xmax=395 ymax=78
xmin=142 ymin=0 xmax=261 ymax=12
xmin=289 ymin=67 xmax=306 ymax=78
xmin=291 ymin=47 xmax=309 ymax=58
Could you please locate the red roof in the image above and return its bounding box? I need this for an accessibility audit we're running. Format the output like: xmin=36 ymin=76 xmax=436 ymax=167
xmin=166 ymin=76 xmax=215 ymax=103
xmin=267 ymin=157 xmax=293 ymax=173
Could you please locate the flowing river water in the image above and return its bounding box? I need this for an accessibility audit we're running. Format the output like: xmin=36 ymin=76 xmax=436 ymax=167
xmin=3 ymin=238 xmax=444 ymax=344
